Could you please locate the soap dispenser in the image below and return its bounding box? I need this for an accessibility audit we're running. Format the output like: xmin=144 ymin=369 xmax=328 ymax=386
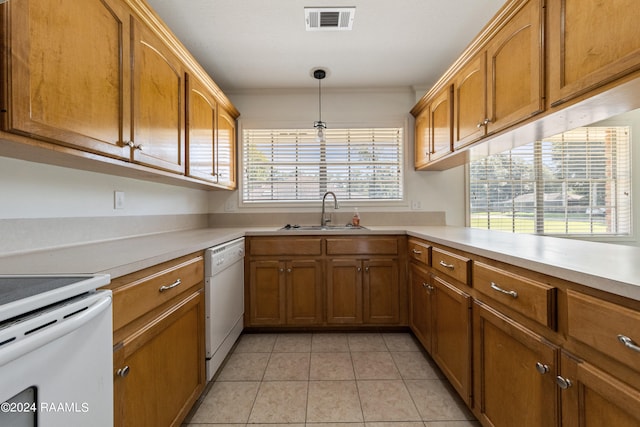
xmin=352 ymin=208 xmax=360 ymax=226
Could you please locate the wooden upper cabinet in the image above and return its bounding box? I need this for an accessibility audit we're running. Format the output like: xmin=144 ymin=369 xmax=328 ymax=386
xmin=216 ymin=107 xmax=237 ymax=189
xmin=453 ymin=53 xmax=487 ymax=149
xmin=3 ymin=0 xmax=130 ymax=159
xmin=186 ymin=75 xmax=218 ymax=183
xmin=485 ymin=0 xmax=544 ymax=133
xmin=429 ymin=85 xmax=454 ymax=162
xmin=548 ymin=0 xmax=640 ymax=106
xmin=414 ymin=109 xmax=430 ymax=168
xmin=130 ymin=17 xmax=185 ymax=174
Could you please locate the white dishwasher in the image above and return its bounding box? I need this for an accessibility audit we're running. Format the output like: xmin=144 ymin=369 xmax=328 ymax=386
xmin=204 ymin=237 xmax=245 ymax=381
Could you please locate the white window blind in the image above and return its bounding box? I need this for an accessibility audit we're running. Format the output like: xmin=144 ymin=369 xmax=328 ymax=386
xmin=242 ymin=128 xmax=403 ymax=203
xmin=470 ymin=126 xmax=632 ymax=236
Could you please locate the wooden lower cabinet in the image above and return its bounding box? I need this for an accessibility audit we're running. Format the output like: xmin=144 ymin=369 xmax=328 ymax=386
xmin=409 ymin=263 xmax=472 ymax=405
xmin=473 ymin=300 xmax=558 ymax=427
xmin=326 ymin=259 xmax=363 ymax=324
xmin=247 ymin=259 xmax=323 ymax=326
xmin=286 ymin=260 xmax=323 ymax=324
xmin=114 ymin=290 xmax=205 ymax=427
xmin=326 ymin=258 xmax=400 ymax=325
xmin=246 ymin=236 xmax=405 ymax=328
xmin=431 ymin=275 xmax=472 ymax=405
xmin=409 ymin=264 xmax=432 ymax=350
xmin=558 ymin=351 xmax=640 ymax=427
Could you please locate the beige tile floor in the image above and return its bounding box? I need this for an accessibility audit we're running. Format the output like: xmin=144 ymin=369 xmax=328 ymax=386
xmin=184 ymin=332 xmax=479 ymax=427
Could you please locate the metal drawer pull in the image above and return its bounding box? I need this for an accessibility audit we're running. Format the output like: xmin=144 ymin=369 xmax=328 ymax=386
xmin=439 ymin=260 xmax=454 ymax=269
xmin=116 ymin=366 xmax=130 ymax=378
xmin=159 ymin=279 xmax=182 ymax=292
xmin=412 ymin=249 xmax=423 ymax=254
xmin=490 ymin=282 xmax=518 ymax=298
xmin=535 ymin=362 xmax=550 ymax=374
xmin=556 ymin=376 xmax=572 ymax=390
xmin=617 ymin=335 xmax=640 ymax=353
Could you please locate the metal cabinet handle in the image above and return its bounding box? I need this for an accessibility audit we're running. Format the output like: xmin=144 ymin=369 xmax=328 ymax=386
xmin=439 ymin=260 xmax=454 ymax=270
xmin=279 ymin=268 xmax=284 ymax=272
xmin=124 ymin=141 xmax=143 ymax=151
xmin=422 ymin=282 xmax=429 ymax=288
xmin=617 ymin=335 xmax=640 ymax=353
xmin=490 ymin=282 xmax=518 ymax=298
xmin=159 ymin=279 xmax=181 ymax=292
xmin=287 ymin=268 xmax=292 ymax=273
xmin=476 ymin=118 xmax=492 ymax=128
xmin=357 ymin=267 xmax=362 ymax=272
xmin=365 ymin=266 xmax=369 ymax=272
xmin=116 ymin=366 xmax=130 ymax=378
xmin=412 ymin=249 xmax=423 ymax=255
xmin=556 ymin=376 xmax=572 ymax=390
xmin=535 ymin=362 xmax=550 ymax=374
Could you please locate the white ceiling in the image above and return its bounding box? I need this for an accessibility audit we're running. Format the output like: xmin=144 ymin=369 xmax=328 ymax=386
xmin=145 ymin=0 xmax=506 ymax=92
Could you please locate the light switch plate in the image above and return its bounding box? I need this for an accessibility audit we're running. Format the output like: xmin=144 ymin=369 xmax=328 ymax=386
xmin=114 ymin=191 xmax=125 ymax=209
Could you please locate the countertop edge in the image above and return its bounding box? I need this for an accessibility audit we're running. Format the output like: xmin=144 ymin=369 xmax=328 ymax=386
xmin=1 ymin=225 xmax=638 ymax=301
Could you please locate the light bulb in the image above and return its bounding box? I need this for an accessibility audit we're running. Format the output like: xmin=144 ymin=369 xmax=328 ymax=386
xmin=316 ymin=127 xmax=325 ymax=142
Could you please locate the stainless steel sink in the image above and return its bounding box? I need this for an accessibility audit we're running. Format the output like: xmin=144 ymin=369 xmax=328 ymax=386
xmin=279 ymin=224 xmax=368 ymax=231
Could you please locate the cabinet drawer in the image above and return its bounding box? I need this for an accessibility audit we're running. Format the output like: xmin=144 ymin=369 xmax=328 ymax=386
xmin=326 ymin=237 xmax=399 ymax=255
xmin=111 ymin=255 xmax=204 ymax=331
xmin=408 ymin=238 xmax=431 ymax=266
xmin=249 ymin=238 xmax=322 ymax=256
xmin=567 ymin=290 xmax=640 ymax=371
xmin=432 ymin=247 xmax=471 ymax=285
xmin=473 ymin=262 xmax=556 ymax=328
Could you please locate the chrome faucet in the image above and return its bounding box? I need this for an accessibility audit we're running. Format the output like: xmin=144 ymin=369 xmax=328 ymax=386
xmin=321 ymin=191 xmax=339 ymax=226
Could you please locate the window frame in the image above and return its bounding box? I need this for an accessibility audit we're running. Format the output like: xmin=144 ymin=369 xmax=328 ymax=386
xmin=466 ymin=125 xmax=633 ymax=241
xmin=237 ymin=120 xmax=409 ymax=208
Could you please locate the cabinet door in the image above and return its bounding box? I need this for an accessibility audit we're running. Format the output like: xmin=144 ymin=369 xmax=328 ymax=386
xmin=454 ymin=53 xmax=487 ymax=149
xmin=363 ymin=259 xmax=400 ymax=324
xmin=3 ymin=0 xmax=130 ymax=159
xmin=486 ymin=0 xmax=543 ymax=133
xmin=558 ymin=352 xmax=640 ymax=427
xmin=286 ymin=260 xmax=323 ymax=325
xmin=414 ymin=109 xmax=430 ymax=169
xmin=430 ymin=85 xmax=454 ymax=161
xmin=326 ymin=259 xmax=363 ymax=324
xmin=216 ymin=107 xmax=237 ymax=189
xmin=548 ymin=0 xmax=640 ymax=106
xmin=114 ymin=291 xmax=205 ymax=427
xmin=248 ymin=260 xmax=286 ymax=325
xmin=474 ymin=301 xmax=558 ymax=427
xmin=432 ymin=275 xmax=472 ymax=406
xmin=186 ymin=75 xmax=217 ymax=183
xmin=130 ymin=18 xmax=185 ymax=173
xmin=409 ymin=264 xmax=433 ymax=352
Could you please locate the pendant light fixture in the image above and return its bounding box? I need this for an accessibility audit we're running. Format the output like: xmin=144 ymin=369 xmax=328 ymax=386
xmin=313 ymin=68 xmax=327 ymax=142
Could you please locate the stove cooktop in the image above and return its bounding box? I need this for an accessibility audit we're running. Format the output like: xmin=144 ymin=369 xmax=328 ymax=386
xmin=0 ymin=274 xmax=110 ymax=322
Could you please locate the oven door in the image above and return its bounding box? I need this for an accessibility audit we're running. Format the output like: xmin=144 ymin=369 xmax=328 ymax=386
xmin=0 ymin=291 xmax=113 ymax=427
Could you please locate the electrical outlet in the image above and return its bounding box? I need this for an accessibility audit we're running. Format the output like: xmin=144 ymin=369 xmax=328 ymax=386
xmin=114 ymin=191 xmax=125 ymax=209
xmin=224 ymin=199 xmax=236 ymax=212
xmin=411 ymin=200 xmax=421 ymax=210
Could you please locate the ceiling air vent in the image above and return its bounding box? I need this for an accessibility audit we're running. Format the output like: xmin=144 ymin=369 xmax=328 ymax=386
xmin=305 ymin=7 xmax=356 ymax=31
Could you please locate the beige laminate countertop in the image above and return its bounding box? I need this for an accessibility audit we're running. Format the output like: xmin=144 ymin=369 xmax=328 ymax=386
xmin=0 ymin=225 xmax=638 ymax=301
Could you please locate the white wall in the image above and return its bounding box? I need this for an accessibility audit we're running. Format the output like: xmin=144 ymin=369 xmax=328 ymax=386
xmin=209 ymin=88 xmax=466 ymax=226
xmin=0 ymin=156 xmax=209 ymax=219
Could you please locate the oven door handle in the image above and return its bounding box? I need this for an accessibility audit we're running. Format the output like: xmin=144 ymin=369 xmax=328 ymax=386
xmin=0 ymin=294 xmax=112 ymax=367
